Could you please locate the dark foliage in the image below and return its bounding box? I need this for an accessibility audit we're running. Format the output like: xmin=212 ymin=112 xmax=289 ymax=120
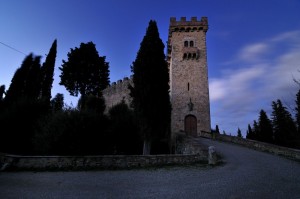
xmin=237 ymin=128 xmax=242 ymax=138
xmin=59 ymin=42 xmax=110 ymax=97
xmin=272 ymin=99 xmax=297 ymax=146
xmin=108 ymin=101 xmax=142 ymax=154
xmin=129 ymin=20 xmax=171 ymax=154
xmin=40 ymin=39 xmax=57 ymax=109
xmin=4 ymin=54 xmax=42 ymax=104
xmin=246 ymin=124 xmax=254 ymax=139
xmin=50 ymin=93 xmax=64 ymax=112
xmin=258 ymin=109 xmax=273 ymax=143
xmin=77 ymin=94 xmax=105 ymax=114
xmin=215 ymin=125 xmax=220 ymax=134
xmin=248 ymin=98 xmax=300 ymax=149
xmin=0 ymin=54 xmax=48 ymax=154
xmin=0 ymin=85 xmax=5 ymax=101
xmin=0 ymin=85 xmax=5 ymax=112
xmin=33 ymin=109 xmax=110 ymax=155
xmin=0 ymin=98 xmax=47 ymax=154
xmin=295 ymin=89 xmax=300 ymax=135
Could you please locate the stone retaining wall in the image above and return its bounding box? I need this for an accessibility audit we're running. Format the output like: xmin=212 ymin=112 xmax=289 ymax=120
xmin=0 ymin=153 xmax=208 ymax=171
xmin=201 ymin=132 xmax=300 ymax=162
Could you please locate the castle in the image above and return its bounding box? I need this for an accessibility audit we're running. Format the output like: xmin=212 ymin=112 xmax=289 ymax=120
xmin=103 ymin=16 xmax=211 ymax=136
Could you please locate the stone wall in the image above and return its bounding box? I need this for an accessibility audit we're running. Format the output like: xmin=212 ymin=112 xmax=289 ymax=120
xmin=0 ymin=153 xmax=208 ymax=171
xmin=0 ymin=132 xmax=212 ymax=171
xmin=201 ymin=132 xmax=300 ymax=162
xmin=103 ymin=77 xmax=133 ymax=112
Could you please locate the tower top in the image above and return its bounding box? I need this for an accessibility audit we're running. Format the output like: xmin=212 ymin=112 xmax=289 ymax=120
xmin=169 ymin=16 xmax=208 ymax=33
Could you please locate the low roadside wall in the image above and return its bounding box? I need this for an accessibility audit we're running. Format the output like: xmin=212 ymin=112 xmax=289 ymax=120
xmin=201 ymin=132 xmax=300 ymax=162
xmin=0 ymin=153 xmax=207 ymax=171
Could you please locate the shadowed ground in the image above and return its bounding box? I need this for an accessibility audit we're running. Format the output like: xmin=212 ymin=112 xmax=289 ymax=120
xmin=0 ymin=138 xmax=300 ymax=199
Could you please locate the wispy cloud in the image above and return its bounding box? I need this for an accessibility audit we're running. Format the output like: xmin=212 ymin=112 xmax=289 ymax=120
xmin=238 ymin=43 xmax=269 ymax=62
xmin=210 ymin=30 xmax=300 ymax=135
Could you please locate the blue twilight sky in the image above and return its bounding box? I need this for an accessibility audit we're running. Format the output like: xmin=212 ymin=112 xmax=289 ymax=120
xmin=1 ymin=0 xmax=300 ymax=136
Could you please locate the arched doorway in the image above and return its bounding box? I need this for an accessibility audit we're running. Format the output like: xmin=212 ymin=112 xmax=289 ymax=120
xmin=185 ymin=115 xmax=197 ymax=137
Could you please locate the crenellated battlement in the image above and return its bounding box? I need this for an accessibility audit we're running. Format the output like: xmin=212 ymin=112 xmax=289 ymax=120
xmin=104 ymin=76 xmax=133 ymax=91
xmin=103 ymin=76 xmax=133 ymax=111
xmin=169 ymin=16 xmax=208 ymax=33
xmin=167 ymin=16 xmax=208 ymax=63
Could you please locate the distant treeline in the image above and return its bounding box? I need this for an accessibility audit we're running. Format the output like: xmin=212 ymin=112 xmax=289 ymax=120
xmin=214 ymin=93 xmax=300 ymax=149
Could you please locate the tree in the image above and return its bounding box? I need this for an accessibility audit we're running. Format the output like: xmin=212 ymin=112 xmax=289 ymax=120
xmin=215 ymin=125 xmax=220 ymax=134
xmin=108 ymin=100 xmax=142 ymax=154
xmin=295 ymin=89 xmax=300 ymax=135
xmin=50 ymin=93 xmax=64 ymax=112
xmin=129 ymin=20 xmax=171 ymax=154
xmin=258 ymin=109 xmax=273 ymax=143
xmin=59 ymin=41 xmax=110 ymax=98
xmin=252 ymin=120 xmax=259 ymax=140
xmin=40 ymin=39 xmax=57 ymax=107
xmin=246 ymin=124 xmax=254 ymax=139
xmin=272 ymin=99 xmax=297 ymax=146
xmin=5 ymin=54 xmax=42 ymax=103
xmin=0 ymin=85 xmax=5 ymax=101
xmin=0 ymin=85 xmax=5 ymax=112
xmin=77 ymin=94 xmax=105 ymax=114
xmin=237 ymin=128 xmax=242 ymax=138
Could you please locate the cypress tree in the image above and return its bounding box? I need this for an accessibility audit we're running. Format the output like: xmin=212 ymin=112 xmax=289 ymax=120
xmin=237 ymin=128 xmax=242 ymax=138
xmin=5 ymin=54 xmax=42 ymax=103
xmin=252 ymin=120 xmax=259 ymax=140
xmin=99 ymin=55 xmax=110 ymax=91
xmin=40 ymin=39 xmax=57 ymax=106
xmin=0 ymin=85 xmax=5 ymax=110
xmin=0 ymin=85 xmax=5 ymax=101
xmin=24 ymin=55 xmax=41 ymax=100
xmin=295 ymin=89 xmax=300 ymax=135
xmin=246 ymin=124 xmax=254 ymax=139
xmin=215 ymin=124 xmax=220 ymax=134
xmin=129 ymin=20 xmax=171 ymax=154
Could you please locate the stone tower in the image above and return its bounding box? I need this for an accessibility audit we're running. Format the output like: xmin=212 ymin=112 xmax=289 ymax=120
xmin=167 ymin=16 xmax=211 ymax=136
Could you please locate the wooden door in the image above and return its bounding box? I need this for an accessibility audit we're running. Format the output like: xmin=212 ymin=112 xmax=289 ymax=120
xmin=185 ymin=115 xmax=197 ymax=137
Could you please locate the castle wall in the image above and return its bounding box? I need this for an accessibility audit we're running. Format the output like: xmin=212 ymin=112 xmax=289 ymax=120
xmin=103 ymin=77 xmax=133 ymax=112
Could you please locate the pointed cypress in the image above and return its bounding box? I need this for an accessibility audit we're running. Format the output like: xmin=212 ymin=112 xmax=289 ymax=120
xmin=129 ymin=20 xmax=171 ymax=154
xmin=40 ymin=39 xmax=57 ymax=105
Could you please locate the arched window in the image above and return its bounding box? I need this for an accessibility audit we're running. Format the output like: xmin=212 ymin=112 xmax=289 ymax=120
xmin=184 ymin=41 xmax=188 ymax=47
xmin=192 ymin=53 xmax=196 ymax=59
xmin=183 ymin=53 xmax=187 ymax=59
xmin=190 ymin=41 xmax=194 ymax=47
xmin=188 ymin=53 xmax=192 ymax=59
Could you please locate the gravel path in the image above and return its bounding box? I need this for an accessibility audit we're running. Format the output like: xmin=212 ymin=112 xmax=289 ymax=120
xmin=1 ymin=138 xmax=300 ymax=199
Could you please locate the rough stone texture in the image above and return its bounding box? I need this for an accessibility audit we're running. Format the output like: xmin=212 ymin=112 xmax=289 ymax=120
xmin=208 ymin=146 xmax=217 ymax=165
xmin=102 ymin=77 xmax=133 ymax=112
xmin=173 ymin=132 xmax=208 ymax=155
xmin=102 ymin=16 xmax=211 ymax=137
xmin=0 ymin=153 xmax=208 ymax=171
xmin=167 ymin=17 xmax=211 ymax=136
